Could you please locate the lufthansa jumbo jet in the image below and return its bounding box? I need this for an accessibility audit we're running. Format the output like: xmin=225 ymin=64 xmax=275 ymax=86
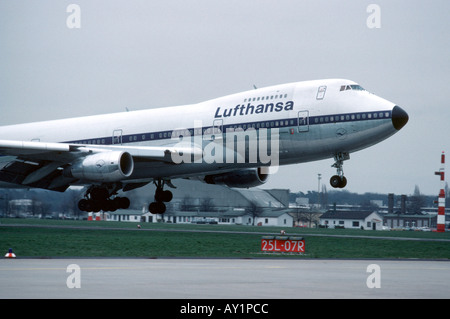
xmin=0 ymin=79 xmax=408 ymax=214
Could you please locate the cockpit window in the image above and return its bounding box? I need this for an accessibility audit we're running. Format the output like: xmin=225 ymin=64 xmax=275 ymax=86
xmin=340 ymin=84 xmax=365 ymax=91
xmin=350 ymin=84 xmax=365 ymax=90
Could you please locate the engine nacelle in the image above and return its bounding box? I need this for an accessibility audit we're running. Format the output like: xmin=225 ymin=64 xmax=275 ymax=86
xmin=64 ymin=151 xmax=134 ymax=182
xmin=204 ymin=167 xmax=269 ymax=188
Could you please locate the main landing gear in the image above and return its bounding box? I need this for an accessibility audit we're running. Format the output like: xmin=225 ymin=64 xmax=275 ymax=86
xmin=330 ymin=152 xmax=350 ymax=189
xmin=78 ymin=185 xmax=130 ymax=212
xmin=148 ymin=179 xmax=173 ymax=214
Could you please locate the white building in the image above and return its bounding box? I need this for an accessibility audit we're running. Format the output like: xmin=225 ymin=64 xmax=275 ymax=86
xmin=254 ymin=210 xmax=293 ymax=227
xmin=319 ymin=210 xmax=383 ymax=230
xmin=106 ymin=210 xmax=144 ymax=222
xmin=105 ymin=208 xmax=293 ymax=227
xmin=155 ymin=208 xmax=293 ymax=227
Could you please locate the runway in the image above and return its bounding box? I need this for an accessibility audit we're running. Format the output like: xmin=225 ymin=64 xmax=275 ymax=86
xmin=1 ymin=258 xmax=449 ymax=299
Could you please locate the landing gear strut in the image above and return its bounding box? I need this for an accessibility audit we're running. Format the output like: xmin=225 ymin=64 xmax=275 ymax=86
xmin=148 ymin=179 xmax=173 ymax=214
xmin=330 ymin=152 xmax=349 ymax=188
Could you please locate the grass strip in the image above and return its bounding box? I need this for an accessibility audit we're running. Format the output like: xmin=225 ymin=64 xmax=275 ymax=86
xmin=1 ymin=219 xmax=449 ymax=259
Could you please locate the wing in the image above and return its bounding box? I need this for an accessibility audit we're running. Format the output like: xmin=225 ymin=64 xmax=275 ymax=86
xmin=0 ymin=139 xmax=202 ymax=192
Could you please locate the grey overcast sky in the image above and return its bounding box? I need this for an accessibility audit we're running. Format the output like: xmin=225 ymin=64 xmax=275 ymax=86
xmin=0 ymin=0 xmax=449 ymax=196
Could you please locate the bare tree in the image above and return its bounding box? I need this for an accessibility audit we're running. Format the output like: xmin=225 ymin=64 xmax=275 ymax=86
xmin=180 ymin=195 xmax=194 ymax=211
xmin=200 ymin=197 xmax=214 ymax=212
xmin=291 ymin=207 xmax=317 ymax=228
xmin=246 ymin=201 xmax=263 ymax=226
xmin=409 ymin=185 xmax=426 ymax=214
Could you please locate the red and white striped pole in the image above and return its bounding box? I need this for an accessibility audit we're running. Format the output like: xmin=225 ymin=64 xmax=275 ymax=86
xmin=434 ymin=151 xmax=446 ymax=232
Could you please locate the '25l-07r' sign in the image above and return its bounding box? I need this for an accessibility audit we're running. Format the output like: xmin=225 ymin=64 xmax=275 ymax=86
xmin=261 ymin=236 xmax=305 ymax=253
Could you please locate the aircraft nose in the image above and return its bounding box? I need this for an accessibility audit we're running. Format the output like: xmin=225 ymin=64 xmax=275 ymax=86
xmin=392 ymin=105 xmax=409 ymax=130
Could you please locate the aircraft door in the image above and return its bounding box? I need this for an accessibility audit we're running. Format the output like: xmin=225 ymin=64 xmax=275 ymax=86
xmin=112 ymin=129 xmax=123 ymax=145
xmin=298 ymin=110 xmax=309 ymax=132
xmin=211 ymin=119 xmax=223 ymax=141
xmin=316 ymin=86 xmax=327 ymax=100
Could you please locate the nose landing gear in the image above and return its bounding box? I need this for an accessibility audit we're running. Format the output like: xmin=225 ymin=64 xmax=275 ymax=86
xmin=330 ymin=152 xmax=349 ymax=188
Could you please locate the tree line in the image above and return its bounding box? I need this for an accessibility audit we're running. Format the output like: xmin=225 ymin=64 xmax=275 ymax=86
xmin=1 ymin=183 xmax=447 ymax=218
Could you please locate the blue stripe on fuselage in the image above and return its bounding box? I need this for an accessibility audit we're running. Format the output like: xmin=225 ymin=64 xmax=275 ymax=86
xmin=64 ymin=110 xmax=392 ymax=146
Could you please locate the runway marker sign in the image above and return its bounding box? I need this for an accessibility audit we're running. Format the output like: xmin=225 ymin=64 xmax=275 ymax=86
xmin=261 ymin=236 xmax=305 ymax=253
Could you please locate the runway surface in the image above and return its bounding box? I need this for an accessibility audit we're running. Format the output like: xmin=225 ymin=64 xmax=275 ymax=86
xmin=1 ymin=258 xmax=449 ymax=299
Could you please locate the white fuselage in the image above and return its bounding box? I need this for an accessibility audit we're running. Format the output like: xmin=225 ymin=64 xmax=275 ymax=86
xmin=0 ymin=79 xmax=404 ymax=182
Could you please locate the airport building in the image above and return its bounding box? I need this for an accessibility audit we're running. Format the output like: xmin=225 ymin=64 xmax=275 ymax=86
xmin=107 ymin=207 xmax=293 ymax=227
xmin=83 ymin=183 xmax=449 ymax=230
xmin=381 ymin=193 xmax=446 ymax=229
xmin=319 ymin=211 xmax=383 ymax=230
xmin=383 ymin=213 xmax=435 ymax=229
xmin=106 ymin=179 xmax=293 ymax=227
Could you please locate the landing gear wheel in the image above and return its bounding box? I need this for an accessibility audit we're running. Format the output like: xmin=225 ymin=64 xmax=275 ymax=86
xmin=339 ymin=176 xmax=347 ymax=188
xmin=77 ymin=185 xmax=131 ymax=213
xmin=330 ymin=175 xmax=347 ymax=188
xmin=114 ymin=197 xmax=130 ymax=209
xmin=155 ymin=190 xmax=173 ymax=203
xmin=78 ymin=199 xmax=89 ymax=211
xmin=77 ymin=197 xmax=131 ymax=212
xmin=330 ymin=175 xmax=340 ymax=188
xmin=149 ymin=201 xmax=166 ymax=214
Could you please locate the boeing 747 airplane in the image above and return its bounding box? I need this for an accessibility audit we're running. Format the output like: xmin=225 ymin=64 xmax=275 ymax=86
xmin=0 ymin=79 xmax=408 ymax=214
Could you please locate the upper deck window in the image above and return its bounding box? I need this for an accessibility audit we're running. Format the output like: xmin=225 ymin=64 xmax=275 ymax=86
xmin=340 ymin=84 xmax=366 ymax=91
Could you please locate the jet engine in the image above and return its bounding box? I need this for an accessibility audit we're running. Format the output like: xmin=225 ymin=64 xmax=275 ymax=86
xmin=64 ymin=151 xmax=134 ymax=182
xmin=204 ymin=167 xmax=269 ymax=188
